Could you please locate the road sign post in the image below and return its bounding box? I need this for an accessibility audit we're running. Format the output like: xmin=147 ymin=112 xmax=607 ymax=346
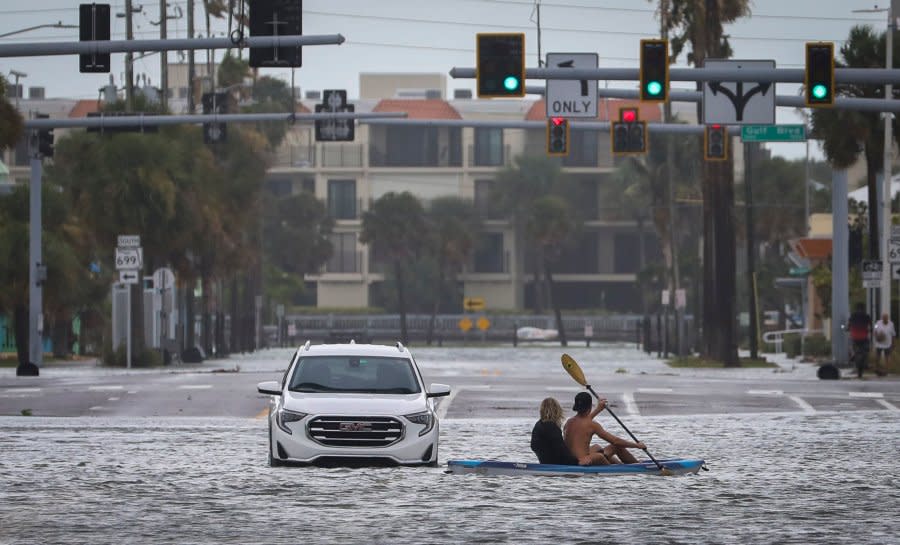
xmin=545 ymin=53 xmax=598 ymax=118
xmin=863 ymin=260 xmax=883 ymax=288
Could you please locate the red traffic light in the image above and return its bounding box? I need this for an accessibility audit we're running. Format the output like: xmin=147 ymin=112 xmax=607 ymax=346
xmin=621 ymin=109 xmax=637 ymax=123
xmin=551 ymin=117 xmax=564 ymax=126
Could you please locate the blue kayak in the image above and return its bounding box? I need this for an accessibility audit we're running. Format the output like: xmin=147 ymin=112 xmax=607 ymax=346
xmin=446 ymin=458 xmax=706 ymax=477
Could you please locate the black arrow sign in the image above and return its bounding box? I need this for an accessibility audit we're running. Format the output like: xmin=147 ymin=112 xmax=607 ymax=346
xmin=709 ymin=81 xmax=772 ymax=122
xmin=557 ymin=59 xmax=589 ymax=97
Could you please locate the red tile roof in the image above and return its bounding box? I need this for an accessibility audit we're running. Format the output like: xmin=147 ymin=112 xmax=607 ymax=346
xmin=373 ymin=99 xmax=462 ymax=120
xmin=525 ymin=98 xmax=662 ymax=122
xmin=791 ymin=238 xmax=832 ymax=260
xmin=69 ymin=99 xmax=102 ymax=118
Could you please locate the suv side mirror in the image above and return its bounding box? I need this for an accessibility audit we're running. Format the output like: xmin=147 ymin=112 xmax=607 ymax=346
xmin=257 ymin=381 xmax=282 ymax=396
xmin=426 ymin=383 xmax=451 ymax=398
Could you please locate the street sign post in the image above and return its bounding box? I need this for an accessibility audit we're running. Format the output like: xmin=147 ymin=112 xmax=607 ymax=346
xmin=863 ymin=260 xmax=883 ymax=288
xmin=741 ymin=124 xmax=806 ymax=142
xmin=545 ymin=53 xmax=598 ymax=119
xmin=703 ymin=59 xmax=776 ymax=125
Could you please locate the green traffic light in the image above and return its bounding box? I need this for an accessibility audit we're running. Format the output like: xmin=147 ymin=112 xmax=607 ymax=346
xmin=503 ymin=76 xmax=520 ymax=92
xmin=646 ymin=80 xmax=662 ymax=96
xmin=811 ymin=84 xmax=828 ymax=100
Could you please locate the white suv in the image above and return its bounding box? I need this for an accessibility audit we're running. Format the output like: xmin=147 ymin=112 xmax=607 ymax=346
xmin=257 ymin=341 xmax=450 ymax=467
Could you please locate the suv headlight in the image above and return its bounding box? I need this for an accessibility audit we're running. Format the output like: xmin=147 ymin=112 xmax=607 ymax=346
xmin=404 ymin=410 xmax=434 ymax=436
xmin=276 ymin=408 xmax=308 ymax=435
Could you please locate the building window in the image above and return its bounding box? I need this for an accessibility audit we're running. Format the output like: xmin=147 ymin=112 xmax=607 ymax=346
xmin=266 ymin=177 xmax=293 ymax=197
xmin=301 ymin=178 xmax=315 ymax=194
xmin=474 ymin=179 xmax=504 ymax=220
xmin=474 ymin=127 xmax=503 ymax=166
xmin=379 ymin=126 xmax=462 ymax=167
xmin=326 ymin=233 xmax=359 ymax=273
xmin=328 ymin=179 xmax=357 ymax=219
xmin=473 ymin=232 xmax=505 ymax=273
xmin=613 ymin=232 xmax=641 ymax=274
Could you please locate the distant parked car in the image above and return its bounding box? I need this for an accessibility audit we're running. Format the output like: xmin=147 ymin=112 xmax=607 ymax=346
xmin=257 ymin=341 xmax=450 ymax=467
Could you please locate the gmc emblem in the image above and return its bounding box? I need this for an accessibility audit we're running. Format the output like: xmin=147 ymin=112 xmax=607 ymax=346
xmin=340 ymin=422 xmax=372 ymax=432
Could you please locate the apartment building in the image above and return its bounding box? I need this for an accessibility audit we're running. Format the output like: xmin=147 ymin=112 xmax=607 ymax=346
xmin=270 ymin=73 xmax=664 ymax=312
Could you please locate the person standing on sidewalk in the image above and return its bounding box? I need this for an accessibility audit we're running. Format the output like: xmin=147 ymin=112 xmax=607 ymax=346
xmin=872 ymin=313 xmax=895 ymax=377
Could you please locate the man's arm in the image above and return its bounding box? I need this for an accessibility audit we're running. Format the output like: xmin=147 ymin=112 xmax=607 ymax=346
xmin=592 ymin=423 xmax=646 ymax=450
xmin=589 ymin=398 xmax=608 ymax=418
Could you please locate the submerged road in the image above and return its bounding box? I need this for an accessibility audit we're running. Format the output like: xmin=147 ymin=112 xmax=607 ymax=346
xmin=1 ymin=345 xmax=898 ymax=419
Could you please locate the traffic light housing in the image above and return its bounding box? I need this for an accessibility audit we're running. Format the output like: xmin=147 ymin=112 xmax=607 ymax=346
xmin=32 ymin=113 xmax=54 ymax=158
xmin=79 ymin=3 xmax=111 ymax=73
xmin=704 ymin=124 xmax=727 ymax=161
xmin=805 ymin=42 xmax=834 ymax=107
xmin=547 ymin=117 xmax=569 ymax=156
xmin=611 ymin=107 xmax=647 ymax=155
xmin=640 ymin=39 xmax=668 ymax=102
xmin=202 ymin=91 xmax=229 ymax=144
xmin=249 ymin=0 xmax=303 ymax=68
xmin=476 ymin=33 xmax=525 ymax=98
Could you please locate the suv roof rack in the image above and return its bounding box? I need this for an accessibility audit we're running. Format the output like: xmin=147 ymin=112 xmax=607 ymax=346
xmin=396 ymin=341 xmax=405 ymax=352
xmin=302 ymin=340 xmax=311 ymax=351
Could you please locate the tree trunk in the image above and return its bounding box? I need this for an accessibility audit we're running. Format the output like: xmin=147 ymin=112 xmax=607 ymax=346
xmin=394 ymin=260 xmax=409 ymax=344
xmin=186 ymin=279 xmax=195 ymax=350
xmin=230 ymin=275 xmax=239 ymax=353
xmin=201 ymin=274 xmax=211 ymax=356
xmin=865 ymin=144 xmax=880 ymax=261
xmin=702 ymin=162 xmax=717 ymax=358
xmin=714 ymin=159 xmax=739 ymax=366
xmin=426 ymin=258 xmax=446 ymax=346
xmin=544 ymin=259 xmax=567 ymax=346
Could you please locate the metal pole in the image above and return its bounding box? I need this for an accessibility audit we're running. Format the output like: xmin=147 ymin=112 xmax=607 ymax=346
xmin=125 ymin=0 xmax=134 ymax=112
xmin=805 ymin=139 xmax=811 ymax=236
xmin=160 ymin=0 xmax=168 ymax=111
xmin=832 ymin=169 xmax=850 ymax=365
xmin=881 ymin=7 xmax=895 ymax=316
xmin=127 ymin=285 xmax=132 ymax=368
xmin=745 ymin=142 xmax=759 ymax=358
xmin=28 ymin=154 xmax=43 ymax=370
xmin=187 ymin=0 xmax=195 ymax=113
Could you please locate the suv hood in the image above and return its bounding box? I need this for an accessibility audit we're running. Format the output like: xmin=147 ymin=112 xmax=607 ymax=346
xmin=283 ymin=391 xmax=428 ymax=415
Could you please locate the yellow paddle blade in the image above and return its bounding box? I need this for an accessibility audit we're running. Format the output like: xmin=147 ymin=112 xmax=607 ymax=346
xmin=561 ymin=353 xmax=587 ymax=386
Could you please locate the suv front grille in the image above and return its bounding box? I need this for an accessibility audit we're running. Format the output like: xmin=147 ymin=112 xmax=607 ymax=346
xmin=307 ymin=416 xmax=404 ymax=447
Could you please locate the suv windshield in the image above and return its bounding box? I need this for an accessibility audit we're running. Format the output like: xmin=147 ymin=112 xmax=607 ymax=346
xmin=288 ymin=356 xmax=421 ymax=394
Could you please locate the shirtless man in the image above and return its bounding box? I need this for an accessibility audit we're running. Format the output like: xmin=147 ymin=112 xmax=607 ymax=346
xmin=564 ymin=392 xmax=646 ymax=465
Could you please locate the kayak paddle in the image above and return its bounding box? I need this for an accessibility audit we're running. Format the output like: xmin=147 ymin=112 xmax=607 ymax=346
xmin=561 ymin=353 xmax=671 ymax=476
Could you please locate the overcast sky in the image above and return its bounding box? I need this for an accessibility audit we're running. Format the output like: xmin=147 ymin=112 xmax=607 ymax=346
xmin=0 ymin=0 xmax=892 ymax=160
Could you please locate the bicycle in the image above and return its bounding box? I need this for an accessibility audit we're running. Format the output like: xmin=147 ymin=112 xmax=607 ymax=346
xmin=849 ymin=338 xmax=869 ymax=379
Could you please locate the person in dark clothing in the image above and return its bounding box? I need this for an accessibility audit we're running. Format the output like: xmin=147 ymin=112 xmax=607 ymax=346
xmin=848 ymin=302 xmax=872 ymax=377
xmin=530 ymin=397 xmax=578 ymax=465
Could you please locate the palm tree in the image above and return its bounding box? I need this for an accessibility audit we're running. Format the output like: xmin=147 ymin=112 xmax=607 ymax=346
xmin=425 ymin=196 xmax=478 ymax=344
xmin=361 ymin=192 xmax=430 ymax=344
xmin=661 ymin=0 xmax=752 ymax=366
xmin=0 ymin=75 xmax=24 ymax=150
xmin=811 ymin=25 xmax=900 ymax=262
xmin=527 ymin=195 xmax=576 ymax=346
xmin=493 ymin=155 xmax=569 ymax=311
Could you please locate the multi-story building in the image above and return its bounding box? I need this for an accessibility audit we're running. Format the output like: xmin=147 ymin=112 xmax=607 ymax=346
xmin=271 ymin=73 xmax=663 ymax=312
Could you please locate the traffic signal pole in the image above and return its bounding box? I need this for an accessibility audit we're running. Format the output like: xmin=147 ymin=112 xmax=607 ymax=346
xmin=27 ymin=152 xmax=42 ymax=374
xmin=881 ymin=7 xmax=895 ymax=319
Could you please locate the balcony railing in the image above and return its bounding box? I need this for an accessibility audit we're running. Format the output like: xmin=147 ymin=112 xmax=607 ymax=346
xmin=323 ymin=250 xmax=363 ymax=274
xmin=272 ymin=145 xmax=316 ymax=168
xmin=467 ymin=144 xmax=511 ymax=167
xmin=322 ymin=144 xmax=364 ymax=168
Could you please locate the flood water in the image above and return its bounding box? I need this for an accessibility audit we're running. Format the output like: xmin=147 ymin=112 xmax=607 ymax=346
xmin=2 ymin=409 xmax=898 ymax=544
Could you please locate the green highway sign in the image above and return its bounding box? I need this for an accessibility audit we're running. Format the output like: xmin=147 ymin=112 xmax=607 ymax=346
xmin=741 ymin=124 xmax=806 ymax=142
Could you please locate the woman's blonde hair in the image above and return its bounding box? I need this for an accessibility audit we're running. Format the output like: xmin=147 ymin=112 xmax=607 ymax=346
xmin=539 ymin=397 xmax=564 ymax=426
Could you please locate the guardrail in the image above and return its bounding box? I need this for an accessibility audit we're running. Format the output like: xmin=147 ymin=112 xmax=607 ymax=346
xmin=762 ymin=328 xmax=823 ymax=353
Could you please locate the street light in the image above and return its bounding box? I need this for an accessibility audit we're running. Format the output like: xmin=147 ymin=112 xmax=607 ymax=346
xmin=853 ymin=5 xmax=895 ymax=316
xmin=8 ymin=70 xmax=27 ymax=111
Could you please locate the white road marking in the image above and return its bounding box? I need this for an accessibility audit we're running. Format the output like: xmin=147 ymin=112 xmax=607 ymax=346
xmin=3 ymin=387 xmax=41 ymax=394
xmin=788 ymin=395 xmax=816 ymax=414
xmin=435 ymin=387 xmax=461 ymax=420
xmin=178 ymin=384 xmax=212 ymax=390
xmin=107 ymin=397 xmax=120 ymax=401
xmin=621 ymin=392 xmax=640 ymax=417
xmin=637 ymin=388 xmax=673 ymax=393
xmin=546 ymin=386 xmax=582 ymax=392
xmin=876 ymin=399 xmax=900 ymax=411
xmin=88 ymin=385 xmax=123 ymax=391
xmin=848 ymin=392 xmax=883 ymax=398
xmin=127 ymin=390 xmax=138 ymax=395
xmin=88 ymin=406 xmax=105 ymax=411
xmin=747 ymin=390 xmax=783 ymax=396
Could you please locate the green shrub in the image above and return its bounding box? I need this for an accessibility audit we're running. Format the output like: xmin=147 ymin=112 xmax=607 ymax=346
xmin=102 ymin=341 xmax=163 ymax=367
xmin=783 ymin=333 xmax=829 ymax=359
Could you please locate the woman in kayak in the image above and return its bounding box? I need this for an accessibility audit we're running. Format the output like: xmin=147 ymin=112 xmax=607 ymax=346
xmin=564 ymin=392 xmax=645 ymax=465
xmin=530 ymin=397 xmax=579 ymax=465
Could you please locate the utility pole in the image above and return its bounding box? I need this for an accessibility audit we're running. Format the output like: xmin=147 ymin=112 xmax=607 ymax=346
xmin=160 ymin=0 xmax=168 ymax=111
xmin=660 ymin=0 xmax=682 ymax=354
xmin=188 ymin=0 xmax=195 ymax=113
xmin=882 ymin=5 xmax=895 ymax=318
xmin=125 ymin=0 xmax=135 ymax=112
